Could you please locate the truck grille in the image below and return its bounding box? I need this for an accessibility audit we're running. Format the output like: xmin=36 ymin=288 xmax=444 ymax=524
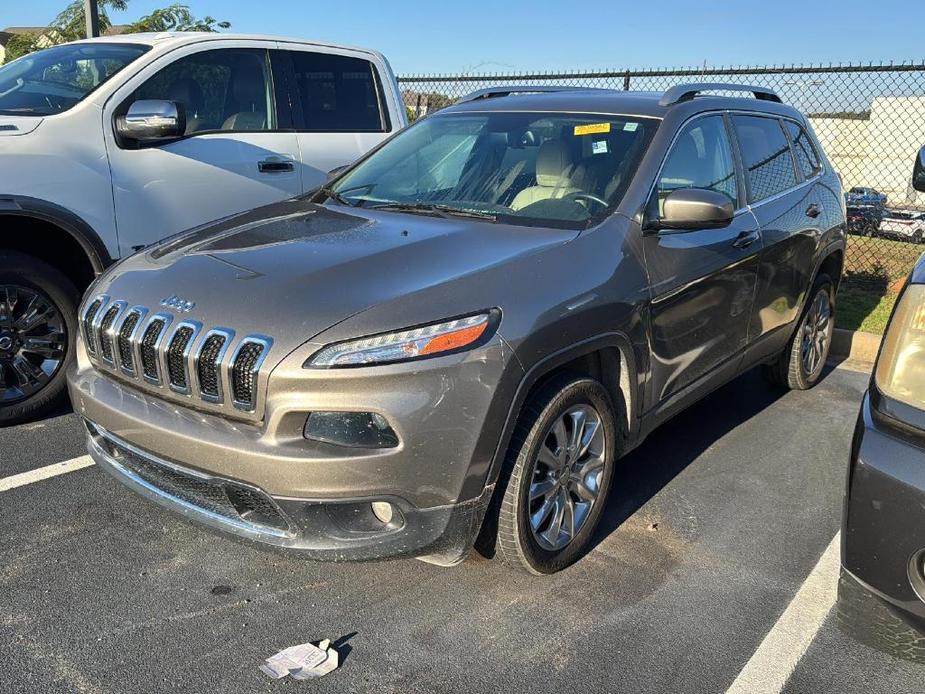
xmin=80 ymin=295 xmax=272 ymax=415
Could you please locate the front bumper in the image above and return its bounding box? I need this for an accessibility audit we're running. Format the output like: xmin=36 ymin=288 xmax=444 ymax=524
xmin=85 ymin=421 xmax=492 ymax=564
xmin=842 ymin=392 xmax=925 ymax=623
xmin=68 ymin=334 xmax=522 ymax=563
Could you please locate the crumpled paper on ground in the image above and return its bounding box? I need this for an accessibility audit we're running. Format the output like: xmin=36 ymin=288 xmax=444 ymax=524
xmin=259 ymin=639 xmax=340 ymax=680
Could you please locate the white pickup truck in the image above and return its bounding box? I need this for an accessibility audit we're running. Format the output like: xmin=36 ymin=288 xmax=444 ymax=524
xmin=0 ymin=32 xmax=406 ymax=423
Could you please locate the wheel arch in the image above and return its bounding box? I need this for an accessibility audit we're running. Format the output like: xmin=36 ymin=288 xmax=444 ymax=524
xmin=484 ymin=332 xmax=641 ymax=491
xmin=0 ymin=195 xmax=113 ymax=293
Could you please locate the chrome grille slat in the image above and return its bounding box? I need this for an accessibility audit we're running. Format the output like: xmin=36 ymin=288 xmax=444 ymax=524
xmin=84 ymin=299 xmax=271 ymax=416
xmin=164 ymin=322 xmax=201 ymax=394
xmin=231 ymin=336 xmax=272 ymax=412
xmin=98 ymin=301 xmax=126 ymax=365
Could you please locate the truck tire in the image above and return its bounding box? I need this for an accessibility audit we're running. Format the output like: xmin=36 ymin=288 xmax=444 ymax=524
xmin=493 ymin=373 xmax=622 ymax=574
xmin=764 ymin=273 xmax=835 ymax=391
xmin=0 ymin=251 xmax=79 ymax=426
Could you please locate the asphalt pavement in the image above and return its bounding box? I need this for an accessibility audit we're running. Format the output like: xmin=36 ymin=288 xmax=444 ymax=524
xmin=2 ymin=363 xmax=924 ymax=693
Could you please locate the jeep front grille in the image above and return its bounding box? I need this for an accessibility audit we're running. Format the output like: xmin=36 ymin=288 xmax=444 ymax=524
xmin=166 ymin=325 xmax=195 ymax=390
xmin=232 ymin=339 xmax=268 ymax=410
xmin=83 ymin=298 xmax=103 ymax=355
xmin=117 ymin=310 xmax=141 ymax=372
xmin=98 ymin=305 xmax=120 ymax=362
xmin=80 ymin=295 xmax=272 ymax=415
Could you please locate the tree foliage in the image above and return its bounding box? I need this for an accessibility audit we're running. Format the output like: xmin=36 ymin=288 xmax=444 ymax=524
xmin=2 ymin=1 xmax=230 ymax=64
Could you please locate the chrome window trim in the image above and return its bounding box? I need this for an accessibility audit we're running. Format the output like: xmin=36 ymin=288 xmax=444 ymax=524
xmin=230 ymin=335 xmax=273 ymax=412
xmin=195 ymin=327 xmax=235 ymax=404
xmin=116 ymin=305 xmax=148 ymax=377
xmin=162 ymin=320 xmax=202 ymax=395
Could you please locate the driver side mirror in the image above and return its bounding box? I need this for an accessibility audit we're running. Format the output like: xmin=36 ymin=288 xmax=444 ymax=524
xmin=116 ymin=100 xmax=186 ymax=144
xmin=658 ymin=188 xmax=735 ymax=230
xmin=914 ymin=145 xmax=925 ymax=193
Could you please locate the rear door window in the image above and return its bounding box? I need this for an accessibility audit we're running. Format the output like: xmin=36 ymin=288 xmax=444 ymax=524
xmin=732 ymin=115 xmax=799 ymax=203
xmin=784 ymin=120 xmax=821 ymax=179
xmin=286 ymin=51 xmax=386 ymax=132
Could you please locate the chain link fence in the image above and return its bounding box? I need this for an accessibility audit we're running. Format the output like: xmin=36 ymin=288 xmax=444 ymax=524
xmin=398 ymin=63 xmax=925 ymax=328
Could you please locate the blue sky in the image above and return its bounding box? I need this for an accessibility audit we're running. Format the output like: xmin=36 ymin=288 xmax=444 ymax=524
xmin=3 ymin=0 xmax=924 ymax=75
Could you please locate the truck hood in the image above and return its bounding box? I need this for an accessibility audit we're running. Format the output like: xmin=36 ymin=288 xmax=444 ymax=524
xmin=97 ymin=198 xmax=575 ymax=358
xmin=0 ymin=116 xmax=43 ymax=136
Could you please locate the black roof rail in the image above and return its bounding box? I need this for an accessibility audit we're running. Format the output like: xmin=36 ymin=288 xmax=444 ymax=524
xmin=658 ymin=83 xmax=782 ymax=107
xmin=457 ymin=85 xmax=605 ymax=104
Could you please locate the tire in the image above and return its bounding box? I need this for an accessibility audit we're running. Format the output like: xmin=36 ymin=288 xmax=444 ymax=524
xmin=0 ymin=251 xmax=78 ymax=426
xmin=764 ymin=273 xmax=835 ymax=391
xmin=493 ymin=373 xmax=621 ymax=574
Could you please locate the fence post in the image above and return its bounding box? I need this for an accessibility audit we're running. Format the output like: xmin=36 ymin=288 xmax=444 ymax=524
xmin=623 ymin=70 xmax=631 ymax=90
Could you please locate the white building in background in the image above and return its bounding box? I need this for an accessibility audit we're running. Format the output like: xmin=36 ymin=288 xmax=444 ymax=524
xmin=811 ymin=96 xmax=925 ymax=208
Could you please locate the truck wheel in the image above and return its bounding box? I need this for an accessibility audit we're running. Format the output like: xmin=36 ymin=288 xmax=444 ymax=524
xmin=0 ymin=251 xmax=78 ymax=426
xmin=494 ymin=374 xmax=621 ymax=574
xmin=764 ymin=273 xmax=835 ymax=391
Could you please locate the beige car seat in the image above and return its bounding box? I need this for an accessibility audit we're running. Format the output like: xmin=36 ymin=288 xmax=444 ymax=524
xmin=511 ymin=140 xmax=581 ymax=210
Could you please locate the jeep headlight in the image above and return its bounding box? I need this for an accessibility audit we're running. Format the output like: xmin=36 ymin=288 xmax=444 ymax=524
xmin=875 ymin=284 xmax=925 ymax=412
xmin=307 ymin=311 xmax=497 ymax=367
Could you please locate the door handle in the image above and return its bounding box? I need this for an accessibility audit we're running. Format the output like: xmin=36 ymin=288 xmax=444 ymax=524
xmin=732 ymin=230 xmax=760 ymax=249
xmin=805 ymin=203 xmax=821 ymax=219
xmin=258 ymin=159 xmax=295 ymax=173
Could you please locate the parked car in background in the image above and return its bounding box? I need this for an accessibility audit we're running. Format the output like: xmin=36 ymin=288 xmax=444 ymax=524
xmin=0 ymin=33 xmax=406 ymax=424
xmin=68 ymin=83 xmax=845 ymax=574
xmin=878 ymin=209 xmax=925 ymax=243
xmin=846 ymin=205 xmax=883 ymax=236
xmin=846 ymin=186 xmax=888 ymax=208
xmin=842 ymin=144 xmax=925 ymax=638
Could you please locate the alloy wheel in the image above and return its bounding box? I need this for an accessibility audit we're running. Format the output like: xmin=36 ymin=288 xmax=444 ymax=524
xmin=800 ymin=288 xmax=832 ymax=380
xmin=528 ymin=404 xmax=607 ymax=551
xmin=0 ymin=285 xmax=67 ymax=404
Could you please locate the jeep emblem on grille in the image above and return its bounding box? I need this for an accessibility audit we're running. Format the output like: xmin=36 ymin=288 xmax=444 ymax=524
xmin=160 ymin=295 xmax=196 ymax=313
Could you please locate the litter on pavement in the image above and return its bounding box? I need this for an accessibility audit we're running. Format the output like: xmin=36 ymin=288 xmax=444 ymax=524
xmin=259 ymin=639 xmax=340 ymax=680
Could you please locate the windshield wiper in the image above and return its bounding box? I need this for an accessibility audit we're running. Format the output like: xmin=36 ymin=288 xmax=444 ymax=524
xmin=370 ymin=202 xmax=497 ymax=222
xmin=319 ymin=186 xmax=354 ymax=207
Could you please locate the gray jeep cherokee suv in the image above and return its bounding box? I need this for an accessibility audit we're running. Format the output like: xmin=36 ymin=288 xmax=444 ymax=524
xmin=67 ymin=83 xmax=846 ymax=574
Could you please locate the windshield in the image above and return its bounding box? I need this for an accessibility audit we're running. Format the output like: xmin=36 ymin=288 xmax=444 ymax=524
xmin=329 ymin=111 xmax=657 ymax=229
xmin=0 ymin=43 xmax=150 ymax=116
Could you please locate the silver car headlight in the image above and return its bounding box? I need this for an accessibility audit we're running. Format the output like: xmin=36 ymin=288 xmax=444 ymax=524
xmin=875 ymin=284 xmax=925 ymax=412
xmin=307 ymin=311 xmax=497 ymax=367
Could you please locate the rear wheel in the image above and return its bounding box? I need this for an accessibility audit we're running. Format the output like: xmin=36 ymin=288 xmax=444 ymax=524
xmin=494 ymin=374 xmax=621 ymax=574
xmin=0 ymin=251 xmax=77 ymax=426
xmin=764 ymin=273 xmax=834 ymax=391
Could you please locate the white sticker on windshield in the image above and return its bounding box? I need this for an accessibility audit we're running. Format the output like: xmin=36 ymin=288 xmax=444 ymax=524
xmin=623 ymin=122 xmax=639 ymax=132
xmin=592 ymin=140 xmax=608 ymax=155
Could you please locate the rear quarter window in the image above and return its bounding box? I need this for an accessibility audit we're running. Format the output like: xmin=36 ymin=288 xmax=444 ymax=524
xmin=784 ymin=120 xmax=822 ymax=179
xmin=732 ymin=115 xmax=799 ymax=203
xmin=287 ymin=51 xmax=387 ymax=132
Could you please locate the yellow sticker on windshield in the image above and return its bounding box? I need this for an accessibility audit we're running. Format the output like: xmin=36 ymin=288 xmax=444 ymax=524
xmin=574 ymin=122 xmax=611 ymax=136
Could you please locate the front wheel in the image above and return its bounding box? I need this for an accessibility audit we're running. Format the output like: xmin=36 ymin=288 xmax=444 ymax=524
xmin=764 ymin=273 xmax=835 ymax=390
xmin=0 ymin=251 xmax=78 ymax=426
xmin=493 ymin=374 xmax=621 ymax=574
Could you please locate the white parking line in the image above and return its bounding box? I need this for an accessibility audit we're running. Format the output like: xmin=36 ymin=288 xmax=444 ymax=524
xmin=0 ymin=456 xmax=95 ymax=492
xmin=726 ymin=532 xmax=841 ymax=694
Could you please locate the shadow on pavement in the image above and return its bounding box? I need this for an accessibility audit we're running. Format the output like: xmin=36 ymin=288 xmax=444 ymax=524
xmin=588 ymin=365 xmax=815 ymax=552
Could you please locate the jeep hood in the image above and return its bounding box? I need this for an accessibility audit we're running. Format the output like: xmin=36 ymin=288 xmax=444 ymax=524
xmin=97 ymin=198 xmax=575 ymax=358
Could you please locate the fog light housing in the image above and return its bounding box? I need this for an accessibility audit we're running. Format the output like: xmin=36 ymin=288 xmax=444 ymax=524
xmin=371 ymin=501 xmax=394 ymax=525
xmin=303 ymin=411 xmax=399 ymax=449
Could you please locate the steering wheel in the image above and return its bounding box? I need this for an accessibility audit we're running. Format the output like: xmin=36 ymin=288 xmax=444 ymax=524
xmin=566 ymin=192 xmax=609 ymax=210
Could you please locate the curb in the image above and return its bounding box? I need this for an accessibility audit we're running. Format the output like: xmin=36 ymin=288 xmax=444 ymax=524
xmin=831 ymin=328 xmax=881 ymax=365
